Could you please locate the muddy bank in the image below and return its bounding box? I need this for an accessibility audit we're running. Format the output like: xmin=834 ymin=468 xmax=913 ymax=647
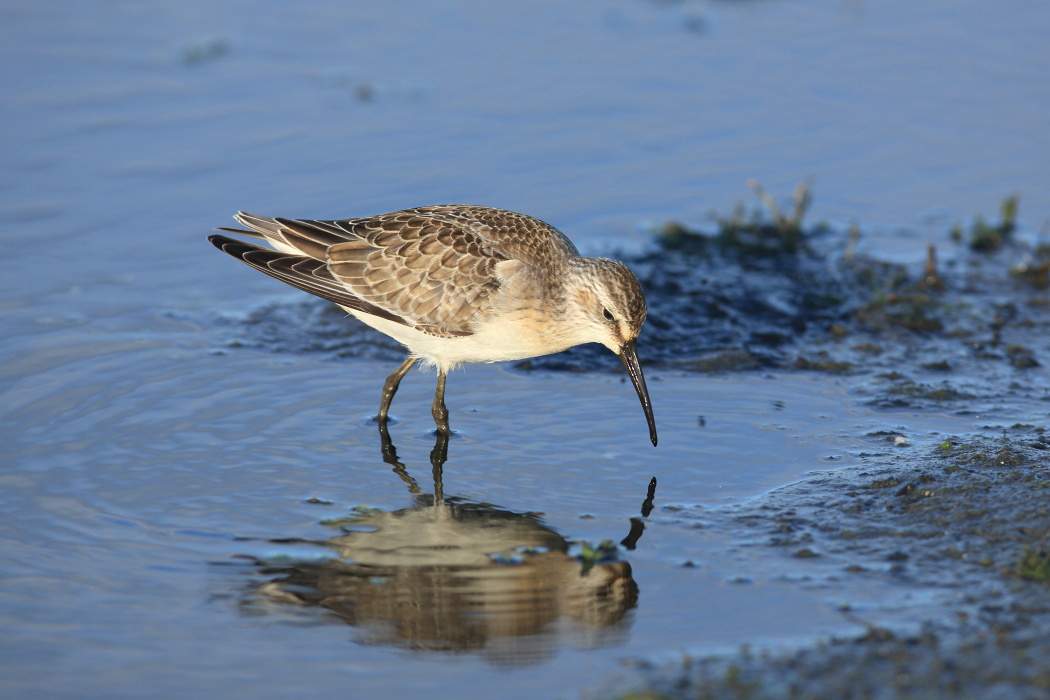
xmin=596 ymin=432 xmax=1050 ymax=699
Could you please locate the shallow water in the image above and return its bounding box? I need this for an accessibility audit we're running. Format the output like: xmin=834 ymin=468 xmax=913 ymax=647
xmin=2 ymin=1 xmax=1049 ymax=699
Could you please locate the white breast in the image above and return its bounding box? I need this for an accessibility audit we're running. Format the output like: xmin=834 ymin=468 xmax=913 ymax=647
xmin=345 ymin=306 xmax=575 ymax=373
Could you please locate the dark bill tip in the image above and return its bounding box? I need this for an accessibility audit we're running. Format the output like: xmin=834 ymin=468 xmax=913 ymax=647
xmin=618 ymin=339 xmax=658 ymax=447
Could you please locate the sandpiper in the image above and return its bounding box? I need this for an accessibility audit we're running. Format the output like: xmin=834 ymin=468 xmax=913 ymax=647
xmin=208 ymin=205 xmax=657 ymax=445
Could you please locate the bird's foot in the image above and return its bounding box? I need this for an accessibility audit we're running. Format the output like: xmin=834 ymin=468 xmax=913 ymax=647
xmin=367 ymin=412 xmax=400 ymax=427
xmin=432 ymin=404 xmax=451 ymax=435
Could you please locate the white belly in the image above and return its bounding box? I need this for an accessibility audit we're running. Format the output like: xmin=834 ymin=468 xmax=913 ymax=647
xmin=345 ymin=307 xmax=572 ymax=373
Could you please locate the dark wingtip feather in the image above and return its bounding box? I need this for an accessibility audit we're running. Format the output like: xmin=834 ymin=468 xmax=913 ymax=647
xmin=208 ymin=233 xmax=263 ymax=255
xmin=213 ymin=226 xmax=265 ymax=239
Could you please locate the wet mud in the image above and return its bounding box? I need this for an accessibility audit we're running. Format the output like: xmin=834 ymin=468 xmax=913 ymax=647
xmin=603 ymin=433 xmax=1050 ymax=699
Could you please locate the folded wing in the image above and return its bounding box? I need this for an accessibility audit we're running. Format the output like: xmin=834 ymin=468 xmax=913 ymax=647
xmin=212 ymin=205 xmax=571 ymax=338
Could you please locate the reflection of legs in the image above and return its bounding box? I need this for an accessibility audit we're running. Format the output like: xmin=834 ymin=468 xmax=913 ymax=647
xmin=432 ymin=370 xmax=450 ymax=434
xmin=377 ymin=419 xmax=422 ymax=496
xmin=377 ymin=412 xmax=449 ymax=504
xmin=378 ymin=356 xmax=418 ymax=421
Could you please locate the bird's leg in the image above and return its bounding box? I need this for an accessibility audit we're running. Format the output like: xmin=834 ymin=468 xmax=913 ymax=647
xmin=378 ymin=356 xmax=418 ymax=422
xmin=432 ymin=370 xmax=451 ymax=435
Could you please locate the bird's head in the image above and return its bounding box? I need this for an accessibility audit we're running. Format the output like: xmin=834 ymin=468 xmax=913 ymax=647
xmin=570 ymin=258 xmax=657 ymax=446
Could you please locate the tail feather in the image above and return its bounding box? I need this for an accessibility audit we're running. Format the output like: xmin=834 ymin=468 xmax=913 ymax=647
xmin=229 ymin=212 xmax=360 ymax=260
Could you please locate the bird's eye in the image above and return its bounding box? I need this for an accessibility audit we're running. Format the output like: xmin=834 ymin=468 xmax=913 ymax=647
xmin=603 ymin=308 xmax=614 ymax=321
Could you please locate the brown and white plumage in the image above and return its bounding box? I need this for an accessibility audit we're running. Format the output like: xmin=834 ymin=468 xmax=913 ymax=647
xmin=208 ymin=205 xmax=657 ymax=445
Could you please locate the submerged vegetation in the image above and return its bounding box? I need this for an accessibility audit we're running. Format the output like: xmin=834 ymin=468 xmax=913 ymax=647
xmin=1019 ymin=546 xmax=1050 ymax=582
xmin=952 ymin=194 xmax=1019 ymax=252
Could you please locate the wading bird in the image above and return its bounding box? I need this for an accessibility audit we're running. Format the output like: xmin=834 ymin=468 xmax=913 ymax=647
xmin=209 ymin=205 xmax=657 ymax=445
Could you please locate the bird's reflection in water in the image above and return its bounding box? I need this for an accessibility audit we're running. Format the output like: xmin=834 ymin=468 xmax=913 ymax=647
xmin=238 ymin=425 xmax=655 ymax=667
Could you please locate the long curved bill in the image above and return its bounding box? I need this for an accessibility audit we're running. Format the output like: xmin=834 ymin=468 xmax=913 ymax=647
xmin=618 ymin=339 xmax=658 ymax=446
